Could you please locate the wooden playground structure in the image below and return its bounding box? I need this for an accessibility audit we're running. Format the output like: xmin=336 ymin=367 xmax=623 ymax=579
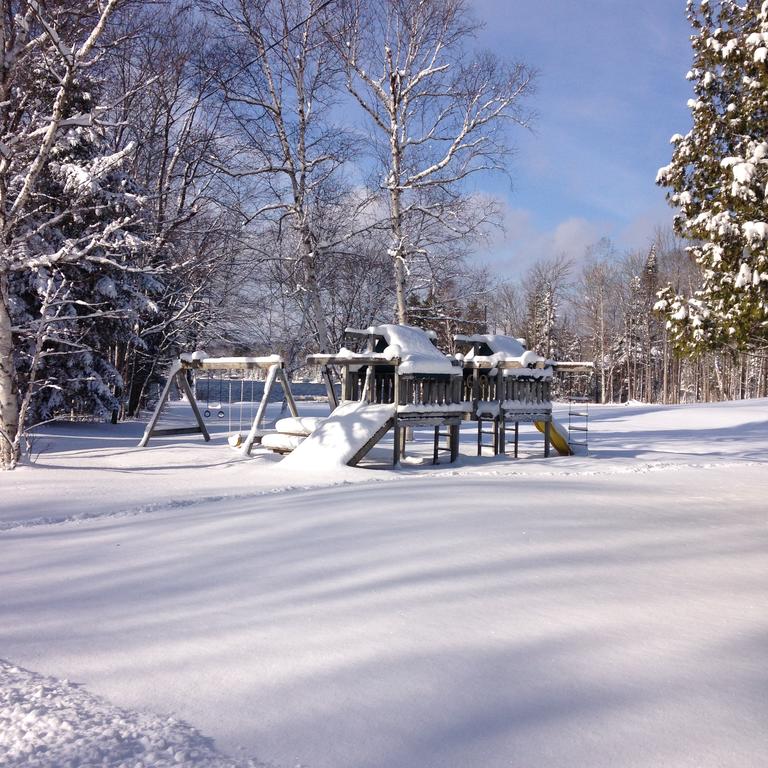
xmin=455 ymin=334 xmax=594 ymax=457
xmin=303 ymin=325 xmax=467 ymax=465
xmin=139 ymin=326 xmax=593 ymax=467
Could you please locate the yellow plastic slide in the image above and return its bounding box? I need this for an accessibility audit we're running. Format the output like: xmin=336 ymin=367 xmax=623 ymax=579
xmin=535 ymin=419 xmax=573 ymax=456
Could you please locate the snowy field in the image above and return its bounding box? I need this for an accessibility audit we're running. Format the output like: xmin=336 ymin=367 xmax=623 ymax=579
xmin=2 ymin=399 xmax=767 ymax=767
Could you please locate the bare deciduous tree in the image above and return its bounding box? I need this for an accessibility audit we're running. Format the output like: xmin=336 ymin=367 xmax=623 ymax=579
xmin=204 ymin=0 xmax=354 ymax=353
xmin=331 ymin=0 xmax=535 ymax=322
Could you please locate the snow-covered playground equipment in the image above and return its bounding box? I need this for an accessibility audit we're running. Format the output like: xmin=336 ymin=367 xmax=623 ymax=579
xmin=138 ymin=327 xmax=593 ymax=465
xmin=454 ymin=334 xmax=593 ymax=457
xmin=138 ymin=353 xmax=298 ymax=454
xmin=262 ymin=324 xmax=469 ymax=467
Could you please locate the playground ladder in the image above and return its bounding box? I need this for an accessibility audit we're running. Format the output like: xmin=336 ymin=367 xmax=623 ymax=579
xmin=567 ymin=396 xmax=590 ymax=454
xmin=476 ymin=416 xmax=499 ymax=456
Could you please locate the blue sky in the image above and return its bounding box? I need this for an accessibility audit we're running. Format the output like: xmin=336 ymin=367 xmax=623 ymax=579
xmin=468 ymin=0 xmax=694 ymax=276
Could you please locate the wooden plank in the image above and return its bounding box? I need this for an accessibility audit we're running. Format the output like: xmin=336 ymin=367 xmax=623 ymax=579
xmin=242 ymin=364 xmax=278 ymax=455
xmin=450 ymin=424 xmax=460 ymax=462
xmin=307 ymin=354 xmax=399 ymax=367
xmin=322 ymin=366 xmax=338 ymax=410
xmin=183 ymin=358 xmax=283 ymax=371
xmin=139 ymin=362 xmax=210 ymax=447
xmin=550 ymin=361 xmax=594 ymax=373
xmin=277 ymin=367 xmax=300 ymax=418
xmin=148 ymin=426 xmax=206 ymax=437
xmin=138 ymin=361 xmax=182 ymax=447
xmin=345 ymin=416 xmax=395 ymax=467
xmin=176 ymin=368 xmax=211 ymax=442
xmin=393 ymin=372 xmax=400 ymax=466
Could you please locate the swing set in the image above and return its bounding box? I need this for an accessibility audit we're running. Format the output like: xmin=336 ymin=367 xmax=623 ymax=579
xmin=138 ymin=354 xmax=299 ymax=454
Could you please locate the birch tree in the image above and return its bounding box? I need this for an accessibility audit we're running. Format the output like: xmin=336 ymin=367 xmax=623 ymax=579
xmin=577 ymin=242 xmax=621 ymax=403
xmin=522 ymin=254 xmax=571 ymax=359
xmin=332 ymin=0 xmax=535 ymax=323
xmin=203 ymin=0 xmax=352 ymax=354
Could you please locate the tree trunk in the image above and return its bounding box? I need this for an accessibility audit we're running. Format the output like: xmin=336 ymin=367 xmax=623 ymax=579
xmin=0 ymin=278 xmax=20 ymax=468
xmin=393 ymin=241 xmax=408 ymax=324
xmin=304 ymin=245 xmax=330 ymax=353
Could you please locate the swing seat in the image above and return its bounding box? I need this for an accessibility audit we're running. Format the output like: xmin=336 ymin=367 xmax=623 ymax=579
xmin=273 ymin=416 xmax=326 ymax=436
xmin=260 ymin=432 xmax=305 ymax=454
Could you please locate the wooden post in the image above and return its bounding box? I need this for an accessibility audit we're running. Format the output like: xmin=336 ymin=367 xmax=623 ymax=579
xmin=393 ymin=370 xmax=400 ymax=466
xmin=138 ymin=361 xmax=210 ymax=447
xmin=176 ymin=369 xmax=210 ymax=439
xmin=277 ymin=366 xmax=300 ymax=418
xmin=544 ymin=419 xmax=551 ymax=458
xmin=322 ymin=366 xmax=338 ymax=410
xmin=361 ymin=365 xmax=374 ymax=402
xmin=241 ymin=364 xmax=279 ymax=455
xmin=514 ymin=421 xmax=519 ymax=458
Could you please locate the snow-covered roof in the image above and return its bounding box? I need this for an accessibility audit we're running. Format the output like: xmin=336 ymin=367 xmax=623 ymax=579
xmin=368 ymin=324 xmax=456 ymax=375
xmin=454 ymin=334 xmax=528 ymax=357
xmin=456 ymin=333 xmax=548 ymax=372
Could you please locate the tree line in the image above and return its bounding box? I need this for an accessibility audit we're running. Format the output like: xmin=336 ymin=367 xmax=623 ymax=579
xmin=0 ymin=0 xmax=766 ymax=469
xmin=481 ymin=229 xmax=768 ymax=406
xmin=0 ymin=0 xmax=534 ymax=467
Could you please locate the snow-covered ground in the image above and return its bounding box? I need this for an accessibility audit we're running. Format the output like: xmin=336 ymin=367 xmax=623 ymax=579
xmin=1 ymin=399 xmax=767 ymax=767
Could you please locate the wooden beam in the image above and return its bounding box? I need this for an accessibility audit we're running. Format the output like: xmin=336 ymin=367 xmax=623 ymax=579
xmin=307 ymin=353 xmax=400 ymax=367
xmin=138 ymin=362 xmax=210 ymax=447
xmin=242 ymin=364 xmax=279 ymax=455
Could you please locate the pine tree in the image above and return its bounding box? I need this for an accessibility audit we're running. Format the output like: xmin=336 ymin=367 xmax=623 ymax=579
xmin=0 ymin=1 xmax=146 ymax=467
xmin=656 ymin=0 xmax=768 ymax=352
xmin=9 ymin=86 xmax=156 ymax=426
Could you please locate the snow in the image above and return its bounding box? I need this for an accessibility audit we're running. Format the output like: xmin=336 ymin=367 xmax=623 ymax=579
xmin=501 ymin=398 xmax=553 ymax=412
xmin=735 ymin=262 xmax=753 ymax=288
xmin=368 ymin=324 xmax=456 ymax=375
xmin=732 ymin=162 xmax=755 ymax=185
xmin=458 ymin=334 xmax=547 ymax=372
xmin=0 ymin=661 xmax=259 ymax=768
xmin=259 ymin=432 xmax=304 ymax=452
xmin=397 ymin=401 xmax=471 ymax=413
xmin=273 ymin=416 xmax=325 ymax=435
xmin=180 ymin=351 xmax=209 ymax=362
xmin=1 ymin=399 xmax=768 ymax=768
xmin=743 ymin=221 xmax=768 ymax=243
xmin=280 ymin=400 xmax=395 ymax=468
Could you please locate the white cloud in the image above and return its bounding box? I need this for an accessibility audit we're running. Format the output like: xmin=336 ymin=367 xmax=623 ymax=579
xmin=471 ymin=203 xmax=602 ymax=278
xmin=471 ymin=196 xmax=678 ymax=280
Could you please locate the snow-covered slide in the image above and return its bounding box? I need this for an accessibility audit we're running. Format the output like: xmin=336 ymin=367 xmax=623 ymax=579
xmin=535 ymin=418 xmax=573 ymax=456
xmin=280 ymin=401 xmax=395 ymax=468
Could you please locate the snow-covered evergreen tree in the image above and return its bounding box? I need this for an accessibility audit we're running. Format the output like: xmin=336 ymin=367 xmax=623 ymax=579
xmin=656 ymin=0 xmax=768 ymax=352
xmin=9 ymin=78 xmax=157 ymax=425
xmin=0 ymin=0 xmax=147 ymax=467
